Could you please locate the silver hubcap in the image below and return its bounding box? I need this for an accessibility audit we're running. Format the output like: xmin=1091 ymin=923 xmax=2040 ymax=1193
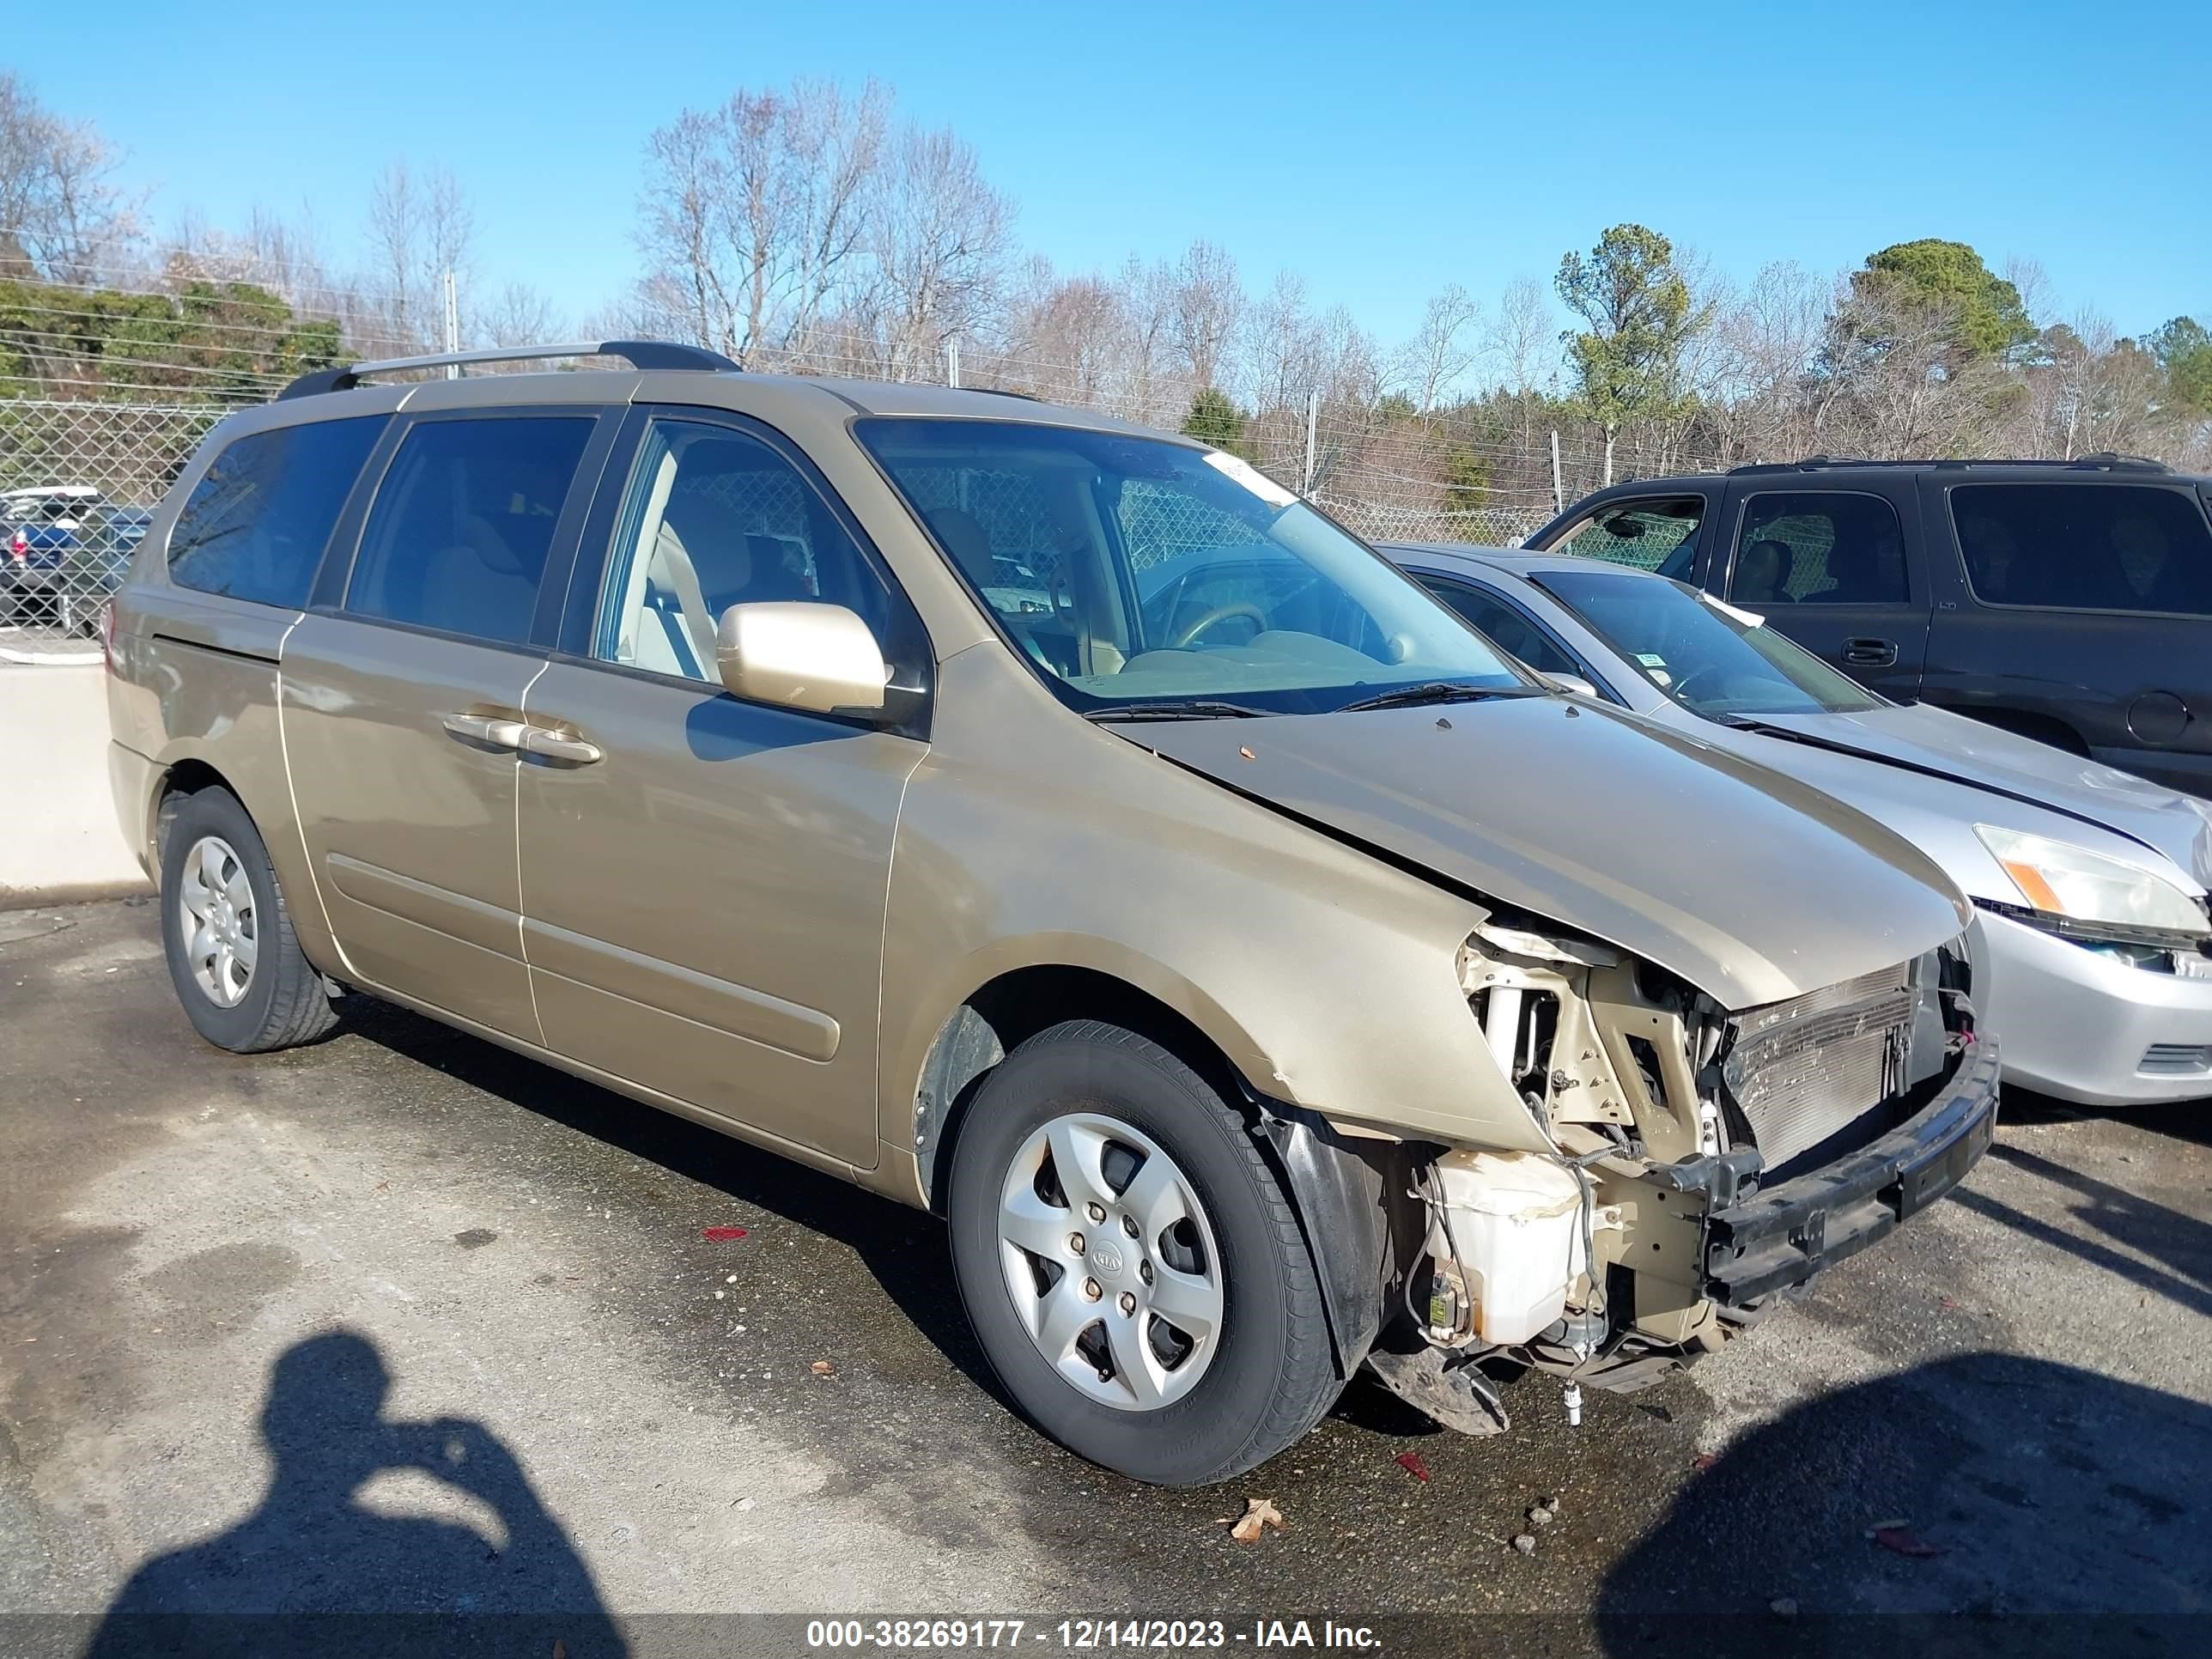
xmin=177 ymin=836 xmax=257 ymax=1008
xmin=996 ymin=1113 xmax=1224 ymax=1411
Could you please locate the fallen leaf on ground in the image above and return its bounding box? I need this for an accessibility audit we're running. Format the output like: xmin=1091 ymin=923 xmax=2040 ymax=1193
xmin=811 ymin=1359 xmax=836 ymax=1376
xmin=1226 ymin=1498 xmax=1285 ymax=1542
xmin=1871 ymin=1527 xmax=1946 ymax=1559
xmin=1395 ymin=1452 xmax=1430 ymax=1483
xmin=1863 ymin=1516 xmax=1911 ymax=1535
xmin=1692 ymin=1454 xmax=1718 ymax=1472
xmin=702 ymin=1226 xmax=749 ymax=1241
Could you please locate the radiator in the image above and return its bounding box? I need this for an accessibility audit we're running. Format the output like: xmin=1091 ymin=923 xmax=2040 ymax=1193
xmin=1723 ymin=963 xmax=1915 ymax=1170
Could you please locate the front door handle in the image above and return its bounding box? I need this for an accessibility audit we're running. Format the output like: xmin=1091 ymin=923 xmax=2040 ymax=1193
xmin=441 ymin=711 xmax=528 ymax=750
xmin=1843 ymin=637 xmax=1899 ymax=667
xmin=520 ymin=726 xmax=604 ymax=764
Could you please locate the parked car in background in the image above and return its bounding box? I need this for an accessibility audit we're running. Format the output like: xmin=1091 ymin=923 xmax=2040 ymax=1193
xmin=1522 ymin=457 xmax=2212 ymax=799
xmin=2 ymin=484 xmax=151 ymax=632
xmin=1392 ymin=543 xmax=2212 ymax=1106
xmin=106 ymin=340 xmax=1997 ymax=1486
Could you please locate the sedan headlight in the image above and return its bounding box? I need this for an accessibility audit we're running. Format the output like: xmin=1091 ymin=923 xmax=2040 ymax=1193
xmin=1974 ymin=824 xmax=2207 ymax=934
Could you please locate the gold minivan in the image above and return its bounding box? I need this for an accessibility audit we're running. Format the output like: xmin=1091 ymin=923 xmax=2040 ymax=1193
xmin=107 ymin=342 xmax=1999 ymax=1486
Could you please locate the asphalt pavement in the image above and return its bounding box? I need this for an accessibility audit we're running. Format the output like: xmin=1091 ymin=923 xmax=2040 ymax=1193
xmin=3 ymin=901 xmax=2209 ymax=1656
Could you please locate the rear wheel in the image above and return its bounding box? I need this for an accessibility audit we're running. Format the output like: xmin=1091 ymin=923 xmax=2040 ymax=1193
xmin=159 ymin=787 xmax=336 ymax=1053
xmin=947 ymin=1020 xmax=1340 ymax=1486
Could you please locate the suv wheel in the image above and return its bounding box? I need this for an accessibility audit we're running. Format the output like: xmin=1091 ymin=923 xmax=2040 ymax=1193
xmin=159 ymin=787 xmax=337 ymax=1053
xmin=947 ymin=1020 xmax=1340 ymax=1486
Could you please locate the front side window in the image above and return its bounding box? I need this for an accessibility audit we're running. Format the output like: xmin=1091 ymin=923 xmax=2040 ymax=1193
xmin=167 ymin=417 xmax=386 ymax=607
xmin=1953 ymin=483 xmax=2212 ymax=617
xmin=345 ymin=416 xmax=594 ymax=644
xmin=596 ymin=419 xmax=902 ymax=683
xmin=1729 ymin=491 xmax=1909 ymax=606
xmin=1537 ymin=567 xmax=1883 ymax=718
xmin=855 ymin=419 xmax=1526 ymax=714
xmin=1549 ymin=495 xmax=1705 ymax=575
xmin=1425 ymin=580 xmax=1584 ymax=679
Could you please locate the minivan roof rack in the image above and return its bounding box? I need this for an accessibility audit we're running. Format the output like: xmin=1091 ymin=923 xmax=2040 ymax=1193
xmin=276 ymin=339 xmax=739 ymax=400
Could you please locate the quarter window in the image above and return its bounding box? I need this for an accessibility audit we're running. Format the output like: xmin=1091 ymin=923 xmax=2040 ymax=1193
xmin=595 ymin=419 xmax=899 ymax=683
xmin=1729 ymin=492 xmax=1909 ymax=606
xmin=1952 ymin=483 xmax=2212 ymax=617
xmin=345 ymin=416 xmax=594 ymax=644
xmin=167 ymin=417 xmax=386 ymax=608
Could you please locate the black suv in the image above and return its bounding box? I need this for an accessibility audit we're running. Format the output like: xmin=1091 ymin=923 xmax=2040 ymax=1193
xmin=1523 ymin=457 xmax=2212 ymax=797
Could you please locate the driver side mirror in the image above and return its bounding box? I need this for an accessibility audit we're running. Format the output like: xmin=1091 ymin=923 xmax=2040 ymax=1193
xmin=716 ymin=602 xmax=890 ymax=716
xmin=1544 ymin=672 xmax=1599 ymax=700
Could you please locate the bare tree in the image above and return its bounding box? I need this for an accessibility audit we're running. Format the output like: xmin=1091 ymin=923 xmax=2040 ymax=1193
xmin=1169 ymin=239 xmax=1243 ymax=392
xmin=482 ymin=282 xmax=566 ymax=349
xmin=0 ymin=70 xmax=143 ymax=280
xmin=1395 ymin=283 xmax=1480 ymax=410
xmin=864 ymin=120 xmax=1012 ymax=380
xmin=1482 ymin=276 xmax=1553 ymax=397
xmin=364 ymin=161 xmax=473 ymax=351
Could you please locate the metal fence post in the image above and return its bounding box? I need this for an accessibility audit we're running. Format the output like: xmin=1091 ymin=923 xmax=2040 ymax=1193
xmin=442 ymin=272 xmax=460 ymax=378
xmin=1302 ymin=391 xmax=1319 ymax=495
xmin=1549 ymin=429 xmax=1564 ymax=514
xmin=945 ymin=337 xmax=961 ymax=389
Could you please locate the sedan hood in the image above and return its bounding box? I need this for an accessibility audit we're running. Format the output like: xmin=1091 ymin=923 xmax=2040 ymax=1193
xmin=1109 ymin=696 xmax=1972 ymax=1009
xmin=1746 ymin=703 xmax=2212 ymax=890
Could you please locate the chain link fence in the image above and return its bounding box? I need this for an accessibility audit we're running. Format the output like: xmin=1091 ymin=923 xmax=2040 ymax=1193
xmin=0 ymin=370 xmax=1577 ymax=663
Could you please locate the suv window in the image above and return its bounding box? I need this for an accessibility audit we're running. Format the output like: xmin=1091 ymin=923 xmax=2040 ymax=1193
xmin=1953 ymin=483 xmax=2212 ymax=617
xmin=167 ymin=418 xmax=386 ymax=608
xmin=346 ymin=416 xmax=594 ymax=643
xmin=1425 ymin=580 xmax=1583 ymax=678
xmin=596 ymin=418 xmax=900 ymax=682
xmin=1730 ymin=491 xmax=1908 ymax=606
xmin=1555 ymin=496 xmax=1705 ymax=575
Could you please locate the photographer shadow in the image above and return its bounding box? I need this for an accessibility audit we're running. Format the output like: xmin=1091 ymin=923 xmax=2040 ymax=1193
xmin=88 ymin=1329 xmax=625 ymax=1658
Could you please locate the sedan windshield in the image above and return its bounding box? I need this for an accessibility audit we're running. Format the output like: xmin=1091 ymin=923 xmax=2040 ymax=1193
xmin=1534 ymin=567 xmax=1883 ymax=717
xmin=855 ymin=418 xmax=1528 ymax=715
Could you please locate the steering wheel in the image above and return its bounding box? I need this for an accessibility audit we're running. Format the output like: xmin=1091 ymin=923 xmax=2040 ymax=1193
xmin=1170 ymin=601 xmax=1267 ymax=650
xmin=1668 ymin=664 xmax=1728 ymax=702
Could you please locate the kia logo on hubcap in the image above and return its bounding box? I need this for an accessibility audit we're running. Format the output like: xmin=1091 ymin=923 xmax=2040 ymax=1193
xmin=1089 ymin=1244 xmax=1124 ymax=1277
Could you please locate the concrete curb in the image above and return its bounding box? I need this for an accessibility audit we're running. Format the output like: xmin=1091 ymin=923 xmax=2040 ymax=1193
xmin=0 ymin=642 xmax=102 ymax=665
xmin=1 ymin=876 xmax=153 ymax=912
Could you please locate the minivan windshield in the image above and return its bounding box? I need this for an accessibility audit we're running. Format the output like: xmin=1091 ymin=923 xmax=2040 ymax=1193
xmin=855 ymin=418 xmax=1530 ymax=715
xmin=1535 ymin=567 xmax=1884 ymax=718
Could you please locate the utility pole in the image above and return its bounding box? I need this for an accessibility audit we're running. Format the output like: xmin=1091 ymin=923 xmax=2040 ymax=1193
xmin=442 ymin=271 xmax=460 ymax=378
xmin=1302 ymin=390 xmax=1320 ymax=495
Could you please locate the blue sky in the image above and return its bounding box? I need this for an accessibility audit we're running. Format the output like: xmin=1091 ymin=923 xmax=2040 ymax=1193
xmin=14 ymin=0 xmax=2206 ymax=346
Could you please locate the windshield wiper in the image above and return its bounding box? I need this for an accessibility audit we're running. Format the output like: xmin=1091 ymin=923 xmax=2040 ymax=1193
xmin=1335 ymin=682 xmax=1534 ymax=714
xmin=1082 ymin=700 xmax=1275 ymax=722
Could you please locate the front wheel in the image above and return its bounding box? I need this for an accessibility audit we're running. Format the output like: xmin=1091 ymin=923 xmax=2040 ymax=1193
xmin=947 ymin=1020 xmax=1341 ymax=1486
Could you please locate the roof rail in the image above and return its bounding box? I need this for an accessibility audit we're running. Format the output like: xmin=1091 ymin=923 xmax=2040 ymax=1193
xmin=1727 ymin=454 xmax=1869 ymax=474
xmin=276 ymin=339 xmax=738 ymax=400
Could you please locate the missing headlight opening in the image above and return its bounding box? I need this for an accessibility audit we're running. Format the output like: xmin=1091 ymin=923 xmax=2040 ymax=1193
xmin=1385 ymin=927 xmax=1983 ymax=1419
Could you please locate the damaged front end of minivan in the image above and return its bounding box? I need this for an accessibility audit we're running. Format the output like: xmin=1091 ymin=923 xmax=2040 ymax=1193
xmin=1344 ymin=913 xmax=1998 ymax=1435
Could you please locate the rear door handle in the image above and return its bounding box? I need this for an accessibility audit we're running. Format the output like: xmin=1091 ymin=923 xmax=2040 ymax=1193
xmin=441 ymin=712 xmax=528 ymax=750
xmin=1843 ymin=637 xmax=1899 ymax=667
xmin=520 ymin=726 xmax=604 ymax=764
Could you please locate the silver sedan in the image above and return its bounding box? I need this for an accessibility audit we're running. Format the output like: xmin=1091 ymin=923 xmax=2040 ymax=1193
xmin=1389 ymin=543 xmax=2212 ymax=1107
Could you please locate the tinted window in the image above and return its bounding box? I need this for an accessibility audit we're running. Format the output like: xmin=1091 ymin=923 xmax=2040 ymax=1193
xmin=1426 ymin=580 xmax=1582 ymax=678
xmin=167 ymin=418 xmax=386 ymax=607
xmin=597 ymin=419 xmax=901 ymax=682
xmin=1953 ymin=483 xmax=2212 ymax=617
xmin=1554 ymin=495 xmax=1705 ymax=574
xmin=346 ymin=416 xmax=593 ymax=643
xmin=1730 ymin=492 xmax=1908 ymax=605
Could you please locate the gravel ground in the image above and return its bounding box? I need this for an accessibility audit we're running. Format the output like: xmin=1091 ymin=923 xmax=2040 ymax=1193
xmin=3 ymin=900 xmax=2209 ymax=1656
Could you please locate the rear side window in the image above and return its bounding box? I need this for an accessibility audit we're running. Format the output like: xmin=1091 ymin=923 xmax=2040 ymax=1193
xmin=1553 ymin=495 xmax=1705 ymax=575
xmin=167 ymin=417 xmax=386 ymax=607
xmin=1729 ymin=492 xmax=1909 ymax=606
xmin=346 ymin=416 xmax=595 ymax=644
xmin=1953 ymin=483 xmax=2212 ymax=617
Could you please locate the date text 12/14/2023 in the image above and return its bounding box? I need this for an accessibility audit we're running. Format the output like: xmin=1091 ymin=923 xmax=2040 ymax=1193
xmin=804 ymin=1620 xmax=1384 ymax=1650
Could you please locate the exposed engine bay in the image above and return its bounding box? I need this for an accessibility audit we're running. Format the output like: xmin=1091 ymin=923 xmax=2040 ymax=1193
xmin=1363 ymin=915 xmax=1983 ymax=1433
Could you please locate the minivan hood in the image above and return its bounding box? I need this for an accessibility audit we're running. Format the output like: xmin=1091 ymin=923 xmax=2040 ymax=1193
xmin=1744 ymin=703 xmax=2212 ymax=890
xmin=1108 ymin=696 xmax=1971 ymax=1009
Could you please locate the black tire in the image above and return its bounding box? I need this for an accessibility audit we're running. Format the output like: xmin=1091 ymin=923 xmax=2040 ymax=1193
xmin=159 ymin=787 xmax=337 ymax=1053
xmin=946 ymin=1020 xmax=1340 ymax=1486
